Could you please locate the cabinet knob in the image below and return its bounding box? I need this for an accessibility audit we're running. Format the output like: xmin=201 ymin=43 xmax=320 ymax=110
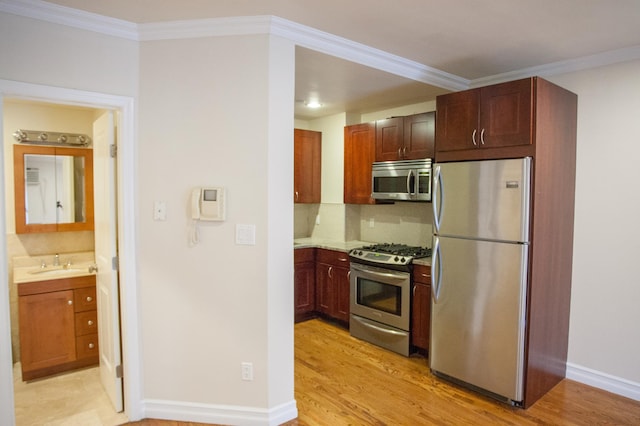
xmin=88 ymin=343 xmax=95 ymax=349
xmin=472 ymin=129 xmax=478 ymax=146
xmin=68 ymin=300 xmax=73 ymax=305
xmin=86 ymin=296 xmax=93 ymax=302
xmin=88 ymin=320 xmax=94 ymax=326
xmin=480 ymin=128 xmax=486 ymax=145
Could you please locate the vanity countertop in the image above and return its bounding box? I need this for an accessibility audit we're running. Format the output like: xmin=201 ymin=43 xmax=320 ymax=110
xmin=13 ymin=251 xmax=96 ymax=284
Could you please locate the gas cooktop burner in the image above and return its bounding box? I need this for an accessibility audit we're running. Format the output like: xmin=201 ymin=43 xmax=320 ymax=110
xmin=349 ymin=243 xmax=432 ymax=268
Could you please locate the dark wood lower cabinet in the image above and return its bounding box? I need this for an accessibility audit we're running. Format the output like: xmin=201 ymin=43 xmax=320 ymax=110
xmin=294 ymin=248 xmax=316 ymax=322
xmin=294 ymin=247 xmax=350 ymax=325
xmin=411 ymin=264 xmax=431 ymax=353
xmin=315 ymin=249 xmax=350 ymax=324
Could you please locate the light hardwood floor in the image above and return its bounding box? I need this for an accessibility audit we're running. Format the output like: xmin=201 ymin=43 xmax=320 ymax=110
xmin=128 ymin=319 xmax=640 ymax=425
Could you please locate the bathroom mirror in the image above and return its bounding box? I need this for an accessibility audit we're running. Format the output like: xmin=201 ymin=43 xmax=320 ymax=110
xmin=14 ymin=145 xmax=94 ymax=233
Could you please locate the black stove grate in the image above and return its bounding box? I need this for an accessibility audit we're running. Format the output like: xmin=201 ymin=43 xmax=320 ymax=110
xmin=360 ymin=243 xmax=432 ymax=259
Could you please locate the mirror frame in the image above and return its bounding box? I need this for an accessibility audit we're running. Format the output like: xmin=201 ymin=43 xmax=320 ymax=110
xmin=14 ymin=144 xmax=94 ymax=234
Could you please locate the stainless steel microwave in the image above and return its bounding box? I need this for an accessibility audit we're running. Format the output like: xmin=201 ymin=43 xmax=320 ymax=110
xmin=371 ymin=159 xmax=432 ymax=202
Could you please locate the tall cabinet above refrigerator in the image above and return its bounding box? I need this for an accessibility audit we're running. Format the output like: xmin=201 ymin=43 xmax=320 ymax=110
xmin=430 ymin=77 xmax=578 ymax=408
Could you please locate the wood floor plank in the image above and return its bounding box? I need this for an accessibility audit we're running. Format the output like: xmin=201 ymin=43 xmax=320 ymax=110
xmin=126 ymin=319 xmax=640 ymax=425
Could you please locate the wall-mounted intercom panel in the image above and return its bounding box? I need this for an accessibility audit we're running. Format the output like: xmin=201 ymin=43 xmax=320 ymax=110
xmin=191 ymin=187 xmax=226 ymax=221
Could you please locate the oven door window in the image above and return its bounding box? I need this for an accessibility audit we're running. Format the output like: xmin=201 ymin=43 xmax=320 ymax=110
xmin=356 ymin=277 xmax=402 ymax=316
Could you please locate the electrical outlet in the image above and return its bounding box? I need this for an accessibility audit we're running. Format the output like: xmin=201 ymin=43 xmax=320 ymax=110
xmin=315 ymin=214 xmax=320 ymax=225
xmin=369 ymin=217 xmax=374 ymax=228
xmin=241 ymin=362 xmax=253 ymax=381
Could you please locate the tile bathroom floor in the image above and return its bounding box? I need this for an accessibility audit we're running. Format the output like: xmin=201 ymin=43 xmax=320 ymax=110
xmin=13 ymin=362 xmax=129 ymax=426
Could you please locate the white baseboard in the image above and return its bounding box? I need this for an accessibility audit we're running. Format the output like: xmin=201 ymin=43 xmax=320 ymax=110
xmin=566 ymin=362 xmax=640 ymax=401
xmin=142 ymin=398 xmax=298 ymax=426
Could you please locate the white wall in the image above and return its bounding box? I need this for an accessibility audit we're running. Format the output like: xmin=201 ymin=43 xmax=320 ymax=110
xmin=137 ymin=32 xmax=295 ymax=418
xmin=0 ymin=11 xmax=139 ymax=426
xmin=547 ymin=60 xmax=640 ymax=388
xmin=1 ymin=10 xmax=297 ymax=425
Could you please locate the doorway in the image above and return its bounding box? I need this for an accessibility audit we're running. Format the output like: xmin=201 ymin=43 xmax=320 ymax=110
xmin=0 ymin=79 xmax=141 ymax=425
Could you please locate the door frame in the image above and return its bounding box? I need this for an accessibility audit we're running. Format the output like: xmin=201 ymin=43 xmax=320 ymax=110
xmin=0 ymin=79 xmax=141 ymax=423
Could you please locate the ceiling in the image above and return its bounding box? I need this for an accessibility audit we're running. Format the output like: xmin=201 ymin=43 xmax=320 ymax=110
xmin=40 ymin=0 xmax=640 ymax=119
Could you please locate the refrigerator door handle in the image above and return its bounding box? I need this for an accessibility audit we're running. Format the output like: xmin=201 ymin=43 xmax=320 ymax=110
xmin=432 ymin=237 xmax=442 ymax=302
xmin=432 ymin=165 xmax=443 ymax=232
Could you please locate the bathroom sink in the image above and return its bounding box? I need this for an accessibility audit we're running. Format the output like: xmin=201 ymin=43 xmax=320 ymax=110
xmin=28 ymin=266 xmax=91 ymax=276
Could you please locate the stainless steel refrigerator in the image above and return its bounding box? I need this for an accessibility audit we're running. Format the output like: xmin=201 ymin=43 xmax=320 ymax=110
xmin=430 ymin=157 xmax=531 ymax=404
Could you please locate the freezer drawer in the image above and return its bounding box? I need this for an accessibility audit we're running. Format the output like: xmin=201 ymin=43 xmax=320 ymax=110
xmin=429 ymin=235 xmax=528 ymax=402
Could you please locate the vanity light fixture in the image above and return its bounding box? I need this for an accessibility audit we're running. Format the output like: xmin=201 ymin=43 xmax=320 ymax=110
xmin=13 ymin=129 xmax=92 ymax=147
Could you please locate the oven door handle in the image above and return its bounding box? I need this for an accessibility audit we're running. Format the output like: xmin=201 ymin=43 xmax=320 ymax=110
xmin=351 ymin=315 xmax=407 ymax=337
xmin=351 ymin=263 xmax=408 ymax=281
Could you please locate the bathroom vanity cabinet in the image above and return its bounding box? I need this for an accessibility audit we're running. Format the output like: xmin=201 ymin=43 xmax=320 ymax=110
xmin=18 ymin=275 xmax=98 ymax=380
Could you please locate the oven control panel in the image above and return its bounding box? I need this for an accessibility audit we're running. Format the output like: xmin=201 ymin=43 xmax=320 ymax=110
xmin=349 ymin=249 xmax=410 ymax=266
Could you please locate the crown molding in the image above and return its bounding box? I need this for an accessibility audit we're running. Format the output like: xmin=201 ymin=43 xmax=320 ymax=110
xmin=269 ymin=16 xmax=469 ymax=91
xmin=0 ymin=0 xmax=137 ymax=40
xmin=138 ymin=15 xmax=469 ymax=91
xmin=137 ymin=15 xmax=272 ymax=41
xmin=470 ymin=44 xmax=640 ymax=88
xmin=3 ymin=1 xmax=639 ymax=91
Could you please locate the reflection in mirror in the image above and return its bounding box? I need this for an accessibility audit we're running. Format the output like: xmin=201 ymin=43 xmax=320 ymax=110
xmin=23 ymin=154 xmax=85 ymax=224
xmin=14 ymin=144 xmax=94 ymax=234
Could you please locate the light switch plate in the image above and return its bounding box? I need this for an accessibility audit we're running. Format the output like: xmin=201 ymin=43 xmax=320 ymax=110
xmin=236 ymin=224 xmax=256 ymax=245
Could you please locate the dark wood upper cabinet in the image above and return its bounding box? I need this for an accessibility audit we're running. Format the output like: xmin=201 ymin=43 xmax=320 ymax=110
xmin=435 ymin=78 xmax=533 ymax=161
xmin=294 ymin=128 xmax=321 ymax=203
xmin=344 ymin=122 xmax=376 ymax=204
xmin=375 ymin=112 xmax=435 ymax=161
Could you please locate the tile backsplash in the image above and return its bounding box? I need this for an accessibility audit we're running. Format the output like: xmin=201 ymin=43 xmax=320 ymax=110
xmin=294 ymin=202 xmax=433 ymax=247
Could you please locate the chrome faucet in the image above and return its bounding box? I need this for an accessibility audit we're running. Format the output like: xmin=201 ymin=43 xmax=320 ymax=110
xmin=53 ymin=253 xmax=60 ymax=267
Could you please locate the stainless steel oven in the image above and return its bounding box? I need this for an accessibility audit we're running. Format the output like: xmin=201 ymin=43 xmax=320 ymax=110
xmin=349 ymin=243 xmax=431 ymax=356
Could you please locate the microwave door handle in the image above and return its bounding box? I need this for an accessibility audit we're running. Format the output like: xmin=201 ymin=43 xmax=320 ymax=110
xmin=406 ymin=170 xmax=414 ymax=195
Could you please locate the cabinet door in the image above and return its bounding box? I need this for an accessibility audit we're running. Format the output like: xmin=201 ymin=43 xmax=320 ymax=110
xmin=294 ymin=128 xmax=321 ymax=203
xmin=333 ymin=265 xmax=351 ymax=323
xmin=344 ymin=122 xmax=376 ymax=204
xmin=403 ymin=112 xmax=435 ymax=160
xmin=375 ymin=117 xmax=404 ymax=161
xmin=315 ymin=263 xmax=333 ymax=315
xmin=19 ymin=290 xmax=76 ymax=372
xmin=479 ymin=78 xmax=533 ymax=149
xmin=295 ymin=260 xmax=316 ymax=320
xmin=411 ymin=264 xmax=432 ymax=351
xmin=435 ymin=89 xmax=480 ymax=154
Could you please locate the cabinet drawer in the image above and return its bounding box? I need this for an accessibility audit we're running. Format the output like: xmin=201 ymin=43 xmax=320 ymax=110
xmin=316 ymin=248 xmax=350 ymax=266
xmin=413 ymin=264 xmax=431 ymax=284
xmin=294 ymin=247 xmax=315 ymax=263
xmin=75 ymin=310 xmax=98 ymax=336
xmin=74 ymin=287 xmax=96 ymax=312
xmin=76 ymin=334 xmax=99 ymax=359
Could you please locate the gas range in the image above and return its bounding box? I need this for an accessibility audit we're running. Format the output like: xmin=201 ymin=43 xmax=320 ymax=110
xmin=349 ymin=243 xmax=431 ymax=270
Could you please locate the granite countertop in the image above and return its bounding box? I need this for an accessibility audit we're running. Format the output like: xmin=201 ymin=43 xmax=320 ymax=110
xmin=294 ymin=237 xmax=371 ymax=252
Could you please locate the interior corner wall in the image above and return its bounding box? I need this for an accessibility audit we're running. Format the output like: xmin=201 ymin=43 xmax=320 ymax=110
xmin=137 ymin=32 xmax=295 ymax=419
xmin=546 ymin=59 xmax=640 ymax=386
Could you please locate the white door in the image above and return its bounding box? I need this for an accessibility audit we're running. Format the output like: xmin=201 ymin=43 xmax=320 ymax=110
xmin=93 ymin=111 xmax=124 ymax=412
